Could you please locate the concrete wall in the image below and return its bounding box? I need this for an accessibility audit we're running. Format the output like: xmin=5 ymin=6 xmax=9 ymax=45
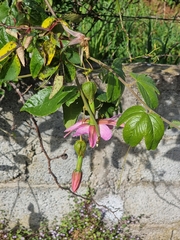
xmin=0 ymin=63 xmax=180 ymax=239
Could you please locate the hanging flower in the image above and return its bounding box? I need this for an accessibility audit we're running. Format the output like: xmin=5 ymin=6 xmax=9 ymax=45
xmin=64 ymin=116 xmax=123 ymax=148
xmin=71 ymin=170 xmax=82 ymax=192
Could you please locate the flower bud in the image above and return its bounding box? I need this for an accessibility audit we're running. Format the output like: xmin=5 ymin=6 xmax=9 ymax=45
xmin=72 ymin=170 xmax=82 ymax=192
xmin=82 ymin=81 xmax=97 ymax=102
xmin=74 ymin=140 xmax=86 ymax=157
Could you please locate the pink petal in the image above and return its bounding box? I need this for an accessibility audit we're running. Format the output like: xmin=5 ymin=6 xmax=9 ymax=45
xmin=89 ymin=125 xmax=98 ymax=148
xmin=73 ymin=124 xmax=89 ymax=137
xmin=68 ymin=38 xmax=82 ymax=46
xmin=63 ymin=25 xmax=84 ymax=38
xmin=99 ymin=118 xmax=117 ymax=126
xmin=64 ymin=121 xmax=83 ymax=133
xmin=99 ymin=124 xmax=113 ymax=141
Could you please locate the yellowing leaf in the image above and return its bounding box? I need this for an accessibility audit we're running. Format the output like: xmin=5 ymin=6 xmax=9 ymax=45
xmin=0 ymin=41 xmax=18 ymax=62
xmin=38 ymin=65 xmax=59 ymax=80
xmin=43 ymin=40 xmax=56 ymax=65
xmin=59 ymin=19 xmax=69 ymax=27
xmin=49 ymin=74 xmax=63 ymax=99
xmin=41 ymin=16 xmax=56 ymax=29
xmin=16 ymin=46 xmax=25 ymax=66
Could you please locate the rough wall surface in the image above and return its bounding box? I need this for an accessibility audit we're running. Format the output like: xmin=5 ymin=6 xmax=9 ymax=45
xmin=0 ymin=63 xmax=180 ymax=239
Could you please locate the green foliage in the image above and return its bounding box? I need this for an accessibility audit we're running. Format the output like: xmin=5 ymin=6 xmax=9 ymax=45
xmin=0 ymin=1 xmax=177 ymax=164
xmin=30 ymin=48 xmax=44 ymax=78
xmin=130 ymin=73 xmax=160 ymax=109
xmin=117 ymin=106 xmax=164 ymax=150
xmin=20 ymin=86 xmax=79 ymax=116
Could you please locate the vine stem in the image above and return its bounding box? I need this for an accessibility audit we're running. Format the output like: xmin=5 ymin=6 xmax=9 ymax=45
xmin=89 ymin=56 xmax=180 ymax=131
xmin=75 ymin=77 xmax=100 ymax=139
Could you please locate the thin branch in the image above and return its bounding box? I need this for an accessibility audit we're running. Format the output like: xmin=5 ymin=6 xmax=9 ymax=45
xmin=44 ymin=0 xmax=57 ymax=17
xmin=0 ymin=23 xmax=48 ymax=31
xmin=9 ymin=82 xmax=68 ymax=191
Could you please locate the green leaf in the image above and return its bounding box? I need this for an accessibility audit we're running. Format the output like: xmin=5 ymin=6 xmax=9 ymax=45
xmin=130 ymin=73 xmax=160 ymax=109
xmin=65 ymin=90 xmax=80 ymax=107
xmin=96 ymin=92 xmax=107 ymax=102
xmin=169 ymin=120 xmax=180 ymax=129
xmin=63 ymin=97 xmax=83 ymax=128
xmin=30 ymin=48 xmax=44 ymax=78
xmin=117 ymin=106 xmax=164 ymax=150
xmin=0 ymin=55 xmax=21 ymax=82
xmin=22 ymin=0 xmax=47 ymax=26
xmin=0 ymin=28 xmax=11 ymax=48
xmin=0 ymin=2 xmax=9 ymax=22
xmin=112 ymin=58 xmax=125 ymax=81
xmin=20 ymin=86 xmax=78 ymax=116
xmin=64 ymin=61 xmax=76 ymax=82
xmin=107 ymin=73 xmax=121 ymax=102
xmin=65 ymin=50 xmax=81 ymax=65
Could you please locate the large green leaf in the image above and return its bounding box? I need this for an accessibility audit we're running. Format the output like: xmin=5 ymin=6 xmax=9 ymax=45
xmin=63 ymin=97 xmax=83 ymax=128
xmin=117 ymin=106 xmax=164 ymax=150
xmin=20 ymin=86 xmax=78 ymax=116
xmin=130 ymin=73 xmax=159 ymax=109
xmin=30 ymin=48 xmax=44 ymax=78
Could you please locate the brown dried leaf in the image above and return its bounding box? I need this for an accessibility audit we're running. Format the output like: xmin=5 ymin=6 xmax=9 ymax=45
xmin=16 ymin=46 xmax=25 ymax=66
xmin=6 ymin=29 xmax=18 ymax=39
xmin=23 ymin=36 xmax=33 ymax=49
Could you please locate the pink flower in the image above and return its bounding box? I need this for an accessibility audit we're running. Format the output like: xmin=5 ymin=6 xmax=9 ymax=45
xmin=63 ymin=25 xmax=90 ymax=46
xmin=64 ymin=116 xmax=123 ymax=148
xmin=72 ymin=170 xmax=82 ymax=192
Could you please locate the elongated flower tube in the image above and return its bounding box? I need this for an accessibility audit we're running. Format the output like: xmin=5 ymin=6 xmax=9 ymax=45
xmin=72 ymin=170 xmax=82 ymax=192
xmin=71 ymin=140 xmax=86 ymax=192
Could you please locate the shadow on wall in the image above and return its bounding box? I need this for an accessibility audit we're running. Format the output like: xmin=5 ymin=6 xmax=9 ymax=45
xmin=28 ymin=203 xmax=45 ymax=231
xmin=0 ymin=88 xmax=66 ymax=152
